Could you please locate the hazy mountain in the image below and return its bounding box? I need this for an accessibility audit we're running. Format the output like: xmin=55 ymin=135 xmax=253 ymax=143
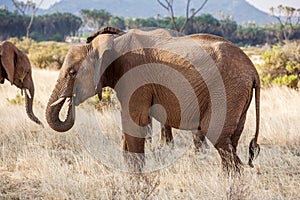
xmin=2 ymin=0 xmax=275 ymax=24
xmin=44 ymin=0 xmax=275 ymax=24
xmin=0 ymin=0 xmax=15 ymax=10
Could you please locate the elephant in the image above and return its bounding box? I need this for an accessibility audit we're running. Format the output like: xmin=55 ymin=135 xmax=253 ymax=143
xmin=0 ymin=41 xmax=43 ymax=126
xmin=46 ymin=26 xmax=261 ymax=171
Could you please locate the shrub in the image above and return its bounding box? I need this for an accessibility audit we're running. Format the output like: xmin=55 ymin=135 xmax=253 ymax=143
xmin=28 ymin=41 xmax=70 ymax=69
xmin=259 ymin=41 xmax=300 ymax=89
xmin=94 ymin=87 xmax=119 ymax=112
xmin=6 ymin=94 xmax=24 ymax=105
xmin=8 ymin=37 xmax=71 ymax=70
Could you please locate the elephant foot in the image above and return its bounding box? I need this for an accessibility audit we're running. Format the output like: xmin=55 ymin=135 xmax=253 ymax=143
xmin=123 ymin=152 xmax=145 ymax=173
xmin=215 ymin=141 xmax=244 ymax=174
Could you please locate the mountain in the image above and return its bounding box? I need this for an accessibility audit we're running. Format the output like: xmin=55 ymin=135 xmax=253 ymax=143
xmin=0 ymin=0 xmax=15 ymax=10
xmin=2 ymin=0 xmax=275 ymax=24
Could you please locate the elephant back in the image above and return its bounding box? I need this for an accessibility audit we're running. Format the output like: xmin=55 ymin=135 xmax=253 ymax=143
xmin=86 ymin=26 xmax=125 ymax=44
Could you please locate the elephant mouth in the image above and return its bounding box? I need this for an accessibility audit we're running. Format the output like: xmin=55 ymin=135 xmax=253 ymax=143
xmin=21 ymin=88 xmax=32 ymax=98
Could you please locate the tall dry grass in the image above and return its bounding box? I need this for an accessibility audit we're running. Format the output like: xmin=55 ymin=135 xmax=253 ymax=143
xmin=0 ymin=68 xmax=299 ymax=199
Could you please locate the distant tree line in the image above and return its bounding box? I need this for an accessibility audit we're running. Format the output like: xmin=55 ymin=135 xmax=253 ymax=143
xmin=1 ymin=6 xmax=300 ymax=45
xmin=0 ymin=8 xmax=82 ymax=41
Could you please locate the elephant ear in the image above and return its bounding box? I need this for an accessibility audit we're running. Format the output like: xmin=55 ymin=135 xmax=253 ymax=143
xmin=91 ymin=34 xmax=115 ymax=100
xmin=0 ymin=41 xmax=17 ymax=84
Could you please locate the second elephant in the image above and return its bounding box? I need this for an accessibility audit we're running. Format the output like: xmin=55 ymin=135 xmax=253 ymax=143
xmin=0 ymin=41 xmax=43 ymax=126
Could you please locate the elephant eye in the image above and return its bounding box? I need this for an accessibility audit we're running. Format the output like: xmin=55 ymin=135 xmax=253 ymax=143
xmin=69 ymin=69 xmax=77 ymax=77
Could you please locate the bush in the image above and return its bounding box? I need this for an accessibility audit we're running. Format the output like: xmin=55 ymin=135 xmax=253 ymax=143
xmin=94 ymin=87 xmax=120 ymax=112
xmin=8 ymin=37 xmax=70 ymax=70
xmin=28 ymin=41 xmax=70 ymax=69
xmin=259 ymin=41 xmax=300 ymax=89
xmin=6 ymin=94 xmax=24 ymax=105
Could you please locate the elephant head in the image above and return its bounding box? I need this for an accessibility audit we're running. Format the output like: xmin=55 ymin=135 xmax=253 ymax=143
xmin=46 ymin=27 xmax=124 ymax=132
xmin=0 ymin=41 xmax=43 ymax=126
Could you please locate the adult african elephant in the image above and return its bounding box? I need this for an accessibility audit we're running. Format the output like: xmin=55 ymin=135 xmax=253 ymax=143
xmin=46 ymin=27 xmax=260 ymax=171
xmin=0 ymin=41 xmax=43 ymax=126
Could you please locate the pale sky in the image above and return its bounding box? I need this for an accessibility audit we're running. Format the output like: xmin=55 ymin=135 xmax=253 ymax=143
xmin=26 ymin=0 xmax=300 ymax=11
xmin=246 ymin=0 xmax=300 ymax=12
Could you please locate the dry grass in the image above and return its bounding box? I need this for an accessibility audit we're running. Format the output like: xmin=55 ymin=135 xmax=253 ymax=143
xmin=0 ymin=68 xmax=299 ymax=199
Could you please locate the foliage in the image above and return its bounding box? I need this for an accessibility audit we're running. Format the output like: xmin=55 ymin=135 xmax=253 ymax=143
xmin=2 ymin=7 xmax=300 ymax=45
xmin=0 ymin=9 xmax=81 ymax=41
xmin=81 ymin=9 xmax=111 ymax=30
xmin=269 ymin=5 xmax=300 ymax=40
xmin=0 ymin=9 xmax=28 ymax=40
xmin=108 ymin=16 xmax=126 ymax=30
xmin=259 ymin=41 xmax=300 ymax=89
xmin=94 ymin=87 xmax=119 ymax=112
xmin=186 ymin=14 xmax=221 ymax=35
xmin=234 ymin=22 xmax=266 ymax=46
xmin=29 ymin=41 xmax=70 ymax=69
xmin=8 ymin=37 xmax=70 ymax=69
xmin=6 ymin=93 xmax=24 ymax=105
xmin=32 ymin=12 xmax=82 ymax=41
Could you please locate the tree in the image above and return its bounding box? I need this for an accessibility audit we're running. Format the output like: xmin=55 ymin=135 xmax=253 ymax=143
xmin=81 ymin=9 xmax=112 ymax=30
xmin=108 ymin=16 xmax=125 ymax=29
xmin=269 ymin=5 xmax=300 ymax=40
xmin=0 ymin=8 xmax=27 ymax=40
xmin=186 ymin=13 xmax=221 ymax=35
xmin=11 ymin=0 xmax=44 ymax=38
xmin=218 ymin=11 xmax=237 ymax=41
xmin=31 ymin=12 xmax=82 ymax=41
xmin=157 ymin=0 xmax=208 ymax=33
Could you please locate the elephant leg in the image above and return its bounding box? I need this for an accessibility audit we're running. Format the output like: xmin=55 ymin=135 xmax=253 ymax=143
xmin=215 ymin=133 xmax=243 ymax=173
xmin=231 ymin=113 xmax=247 ymax=152
xmin=123 ymin=133 xmax=146 ymax=172
xmin=161 ymin=124 xmax=173 ymax=146
xmin=192 ymin=129 xmax=207 ymax=152
xmin=121 ymin=105 xmax=150 ymax=171
xmin=122 ymin=134 xmax=128 ymax=151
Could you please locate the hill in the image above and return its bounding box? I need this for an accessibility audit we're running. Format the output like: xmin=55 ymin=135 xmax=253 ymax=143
xmin=41 ymin=0 xmax=275 ymax=24
xmin=0 ymin=0 xmax=14 ymax=10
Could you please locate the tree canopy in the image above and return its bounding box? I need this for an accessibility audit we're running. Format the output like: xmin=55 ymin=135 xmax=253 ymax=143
xmin=1 ymin=6 xmax=300 ymax=45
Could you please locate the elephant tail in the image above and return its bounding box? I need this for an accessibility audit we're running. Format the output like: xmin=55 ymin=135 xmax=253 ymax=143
xmin=248 ymin=77 xmax=261 ymax=168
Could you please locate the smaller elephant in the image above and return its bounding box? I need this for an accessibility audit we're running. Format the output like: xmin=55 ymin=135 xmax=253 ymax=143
xmin=0 ymin=41 xmax=43 ymax=126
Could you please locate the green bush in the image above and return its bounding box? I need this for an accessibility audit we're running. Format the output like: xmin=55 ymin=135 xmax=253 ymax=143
xmin=94 ymin=87 xmax=119 ymax=112
xmin=6 ymin=94 xmax=24 ymax=105
xmin=28 ymin=41 xmax=70 ymax=69
xmin=259 ymin=41 xmax=300 ymax=89
xmin=8 ymin=37 xmax=71 ymax=70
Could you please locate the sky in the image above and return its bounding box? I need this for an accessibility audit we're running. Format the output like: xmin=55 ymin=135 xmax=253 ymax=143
xmin=246 ymin=0 xmax=300 ymax=12
xmin=25 ymin=0 xmax=300 ymax=11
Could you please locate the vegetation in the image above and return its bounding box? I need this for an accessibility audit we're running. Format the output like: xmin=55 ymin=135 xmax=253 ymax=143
xmin=1 ymin=5 xmax=300 ymax=45
xmin=8 ymin=37 xmax=70 ymax=69
xmin=3 ymin=4 xmax=300 ymax=89
xmin=0 ymin=8 xmax=81 ymax=41
xmin=0 ymin=69 xmax=299 ymax=198
xmin=259 ymin=41 xmax=300 ymax=89
xmin=6 ymin=93 xmax=24 ymax=105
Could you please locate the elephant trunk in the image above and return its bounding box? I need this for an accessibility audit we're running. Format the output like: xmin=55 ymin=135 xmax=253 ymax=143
xmin=24 ymin=83 xmax=43 ymax=126
xmin=46 ymin=81 xmax=75 ymax=132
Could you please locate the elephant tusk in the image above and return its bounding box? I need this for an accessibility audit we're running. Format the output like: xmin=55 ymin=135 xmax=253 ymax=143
xmin=50 ymin=97 xmax=65 ymax=107
xmin=25 ymin=89 xmax=32 ymax=99
xmin=66 ymin=97 xmax=72 ymax=107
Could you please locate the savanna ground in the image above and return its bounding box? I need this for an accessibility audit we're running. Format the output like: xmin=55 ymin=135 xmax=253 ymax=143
xmin=0 ymin=63 xmax=300 ymax=199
